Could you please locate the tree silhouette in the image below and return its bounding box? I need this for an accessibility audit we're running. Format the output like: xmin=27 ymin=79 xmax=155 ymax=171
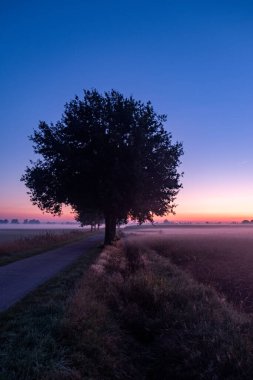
xmin=21 ymin=89 xmax=183 ymax=244
xmin=76 ymin=209 xmax=104 ymax=231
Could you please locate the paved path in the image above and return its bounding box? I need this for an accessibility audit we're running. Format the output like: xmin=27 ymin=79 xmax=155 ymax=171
xmin=0 ymin=233 xmax=103 ymax=312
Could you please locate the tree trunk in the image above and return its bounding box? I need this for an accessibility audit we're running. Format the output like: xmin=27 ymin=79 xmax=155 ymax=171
xmin=104 ymin=214 xmax=117 ymax=245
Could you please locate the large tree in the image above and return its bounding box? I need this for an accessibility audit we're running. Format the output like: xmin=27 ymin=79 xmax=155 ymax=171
xmin=21 ymin=89 xmax=183 ymax=244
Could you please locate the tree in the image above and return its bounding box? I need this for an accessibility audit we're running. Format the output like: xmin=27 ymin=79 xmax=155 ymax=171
xmin=0 ymin=219 xmax=8 ymax=224
xmin=76 ymin=209 xmax=104 ymax=231
xmin=21 ymin=89 xmax=183 ymax=245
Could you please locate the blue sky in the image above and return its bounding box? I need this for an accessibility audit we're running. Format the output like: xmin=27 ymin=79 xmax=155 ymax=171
xmin=1 ymin=0 xmax=253 ymax=221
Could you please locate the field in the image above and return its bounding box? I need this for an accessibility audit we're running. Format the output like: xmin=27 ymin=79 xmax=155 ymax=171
xmin=59 ymin=230 xmax=253 ymax=379
xmin=126 ymin=223 xmax=253 ymax=238
xmin=129 ymin=224 xmax=253 ymax=313
xmin=2 ymin=224 xmax=253 ymax=379
xmin=0 ymin=226 xmax=89 ymax=266
xmin=0 ymin=225 xmax=83 ymax=244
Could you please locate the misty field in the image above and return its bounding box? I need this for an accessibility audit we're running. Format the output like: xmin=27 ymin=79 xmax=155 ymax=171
xmin=3 ymin=225 xmax=253 ymax=379
xmin=57 ymin=233 xmax=253 ymax=379
xmin=0 ymin=228 xmax=88 ymax=266
xmin=127 ymin=224 xmax=253 ymax=313
xmin=0 ymin=226 xmax=83 ymax=244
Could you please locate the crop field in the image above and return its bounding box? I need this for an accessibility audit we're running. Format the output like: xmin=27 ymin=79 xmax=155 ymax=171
xmin=126 ymin=224 xmax=253 ymax=313
xmin=3 ymin=224 xmax=253 ymax=378
xmin=0 ymin=227 xmax=89 ymax=266
xmin=126 ymin=223 xmax=253 ymax=237
xmin=57 ymin=232 xmax=253 ymax=379
xmin=0 ymin=226 xmax=83 ymax=244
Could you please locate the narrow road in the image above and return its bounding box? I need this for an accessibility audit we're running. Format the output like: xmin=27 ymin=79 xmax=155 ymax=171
xmin=0 ymin=233 xmax=103 ymax=312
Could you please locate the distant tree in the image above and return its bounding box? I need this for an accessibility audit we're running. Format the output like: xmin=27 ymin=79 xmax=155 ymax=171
xmin=21 ymin=89 xmax=183 ymax=245
xmin=242 ymin=220 xmax=250 ymax=224
xmin=0 ymin=219 xmax=8 ymax=224
xmin=28 ymin=219 xmax=40 ymax=224
xmin=11 ymin=219 xmax=19 ymax=224
xmin=76 ymin=209 xmax=104 ymax=231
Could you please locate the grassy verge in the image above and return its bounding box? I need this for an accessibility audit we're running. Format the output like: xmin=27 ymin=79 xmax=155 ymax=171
xmin=58 ymin=238 xmax=253 ymax=379
xmin=0 ymin=245 xmax=101 ymax=380
xmin=0 ymin=230 xmax=92 ymax=266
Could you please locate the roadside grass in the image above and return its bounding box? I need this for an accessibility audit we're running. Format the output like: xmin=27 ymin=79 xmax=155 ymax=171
xmin=58 ymin=239 xmax=253 ymax=379
xmin=141 ymin=235 xmax=253 ymax=314
xmin=0 ymin=245 xmax=101 ymax=380
xmin=0 ymin=230 xmax=92 ymax=266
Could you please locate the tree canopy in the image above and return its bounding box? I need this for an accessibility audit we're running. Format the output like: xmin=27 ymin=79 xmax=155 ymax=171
xmin=21 ymin=89 xmax=183 ymax=244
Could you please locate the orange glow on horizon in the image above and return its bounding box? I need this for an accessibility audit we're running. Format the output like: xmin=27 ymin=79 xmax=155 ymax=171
xmin=1 ymin=188 xmax=253 ymax=224
xmin=0 ymin=198 xmax=252 ymax=224
xmin=158 ymin=213 xmax=253 ymax=223
xmin=1 ymin=211 xmax=250 ymax=224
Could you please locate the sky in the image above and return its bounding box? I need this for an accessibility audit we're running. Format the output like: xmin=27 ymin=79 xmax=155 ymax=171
xmin=1 ymin=0 xmax=253 ymax=223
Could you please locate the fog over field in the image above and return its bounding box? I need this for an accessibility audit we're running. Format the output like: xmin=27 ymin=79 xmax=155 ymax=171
xmin=127 ymin=224 xmax=253 ymax=239
xmin=2 ymin=224 xmax=253 ymax=245
xmin=0 ymin=225 xmax=84 ymax=244
xmin=125 ymin=224 xmax=253 ymax=314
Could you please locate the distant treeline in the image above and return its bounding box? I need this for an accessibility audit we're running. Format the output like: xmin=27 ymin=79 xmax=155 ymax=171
xmin=0 ymin=219 xmax=40 ymax=224
xmin=0 ymin=219 xmax=78 ymax=225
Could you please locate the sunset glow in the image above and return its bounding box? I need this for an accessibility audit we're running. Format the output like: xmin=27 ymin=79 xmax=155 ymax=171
xmin=1 ymin=1 xmax=253 ymax=224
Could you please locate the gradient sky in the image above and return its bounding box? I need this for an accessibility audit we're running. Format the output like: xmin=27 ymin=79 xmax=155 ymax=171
xmin=1 ymin=0 xmax=253 ymax=222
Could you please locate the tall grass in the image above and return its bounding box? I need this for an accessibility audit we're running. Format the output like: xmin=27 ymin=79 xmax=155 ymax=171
xmin=0 ymin=230 xmax=89 ymax=266
xmin=60 ymin=239 xmax=253 ymax=379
